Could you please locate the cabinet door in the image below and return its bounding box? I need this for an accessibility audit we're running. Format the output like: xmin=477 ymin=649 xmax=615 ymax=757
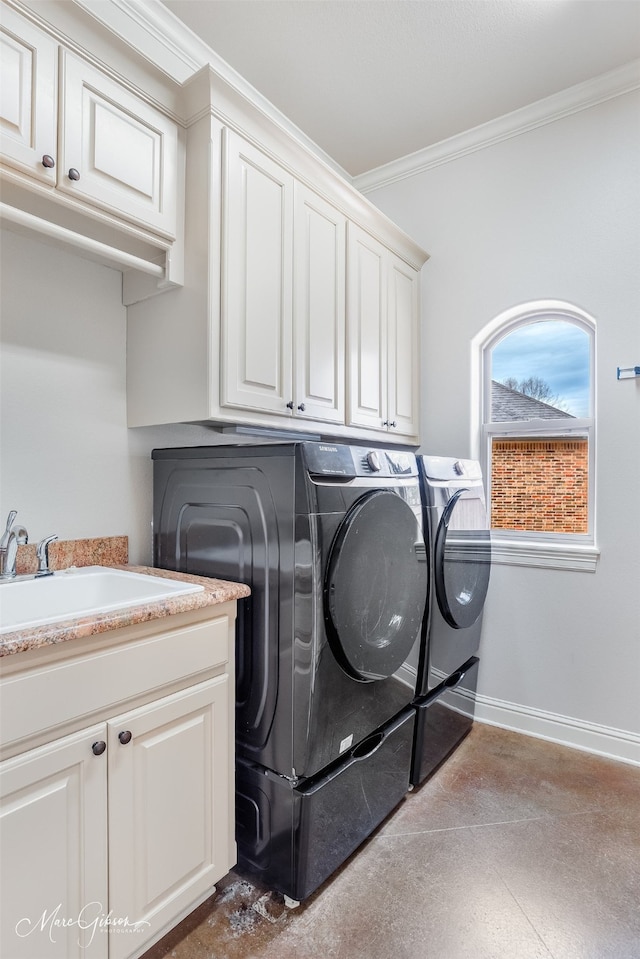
xmin=293 ymin=183 xmax=346 ymax=424
xmin=0 ymin=725 xmax=109 ymax=959
xmin=346 ymin=223 xmax=388 ymax=431
xmin=0 ymin=6 xmax=57 ymax=183
xmin=387 ymin=253 xmax=420 ymax=438
xmin=107 ymin=677 xmax=231 ymax=959
xmin=222 ymin=129 xmax=294 ymax=415
xmin=59 ymin=52 xmax=178 ymax=238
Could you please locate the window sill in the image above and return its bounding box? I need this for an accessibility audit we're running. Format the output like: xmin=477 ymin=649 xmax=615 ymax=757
xmin=490 ymin=539 xmax=600 ymax=572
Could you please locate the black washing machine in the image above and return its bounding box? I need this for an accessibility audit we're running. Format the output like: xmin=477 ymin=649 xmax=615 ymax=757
xmin=411 ymin=456 xmax=491 ymax=785
xmin=153 ymin=441 xmax=428 ymax=900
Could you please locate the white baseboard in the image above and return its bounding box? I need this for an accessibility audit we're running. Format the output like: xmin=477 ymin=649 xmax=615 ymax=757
xmin=474 ymin=693 xmax=640 ymax=768
xmin=397 ymin=662 xmax=640 ymax=767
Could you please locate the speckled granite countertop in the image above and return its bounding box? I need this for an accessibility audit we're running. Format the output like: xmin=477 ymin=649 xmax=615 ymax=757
xmin=0 ymin=567 xmax=250 ymax=659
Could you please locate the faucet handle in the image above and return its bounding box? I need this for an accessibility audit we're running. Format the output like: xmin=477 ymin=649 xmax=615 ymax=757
xmin=35 ymin=534 xmax=58 ymax=577
xmin=4 ymin=510 xmax=17 ymax=535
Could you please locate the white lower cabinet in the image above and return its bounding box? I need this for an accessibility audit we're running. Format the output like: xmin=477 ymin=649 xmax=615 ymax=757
xmin=0 ymin=724 xmax=109 ymax=959
xmin=107 ymin=678 xmax=229 ymax=959
xmin=0 ymin=610 xmax=236 ymax=959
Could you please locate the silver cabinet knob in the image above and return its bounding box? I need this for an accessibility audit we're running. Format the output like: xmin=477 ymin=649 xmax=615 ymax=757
xmin=68 ymin=168 xmax=80 ymax=181
xmin=42 ymin=154 xmax=55 ymax=169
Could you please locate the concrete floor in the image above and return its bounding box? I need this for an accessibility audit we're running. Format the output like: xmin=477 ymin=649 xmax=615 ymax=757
xmin=142 ymin=724 xmax=640 ymax=959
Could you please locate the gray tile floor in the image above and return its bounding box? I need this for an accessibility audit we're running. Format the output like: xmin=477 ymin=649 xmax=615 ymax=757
xmin=143 ymin=724 xmax=640 ymax=959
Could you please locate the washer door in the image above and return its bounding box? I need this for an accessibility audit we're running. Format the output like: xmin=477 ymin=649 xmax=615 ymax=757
xmin=324 ymin=490 xmax=428 ymax=682
xmin=434 ymin=488 xmax=491 ymax=629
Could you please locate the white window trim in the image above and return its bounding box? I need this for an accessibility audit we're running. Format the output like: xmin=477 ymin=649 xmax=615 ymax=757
xmin=471 ymin=300 xmax=598 ymax=573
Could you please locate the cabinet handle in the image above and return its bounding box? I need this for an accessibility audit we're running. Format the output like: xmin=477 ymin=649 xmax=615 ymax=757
xmin=92 ymin=740 xmax=106 ymax=756
xmin=42 ymin=154 xmax=55 ymax=169
xmin=383 ymin=420 xmax=389 ymax=427
xmin=68 ymin=168 xmax=81 ymax=181
xmin=118 ymin=730 xmax=133 ymax=745
xmin=389 ymin=420 xmax=397 ymax=428
xmin=286 ymin=401 xmax=294 ymax=410
xmin=297 ymin=403 xmax=306 ymax=412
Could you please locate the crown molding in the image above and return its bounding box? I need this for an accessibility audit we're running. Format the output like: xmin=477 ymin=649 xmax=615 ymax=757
xmin=354 ymin=59 xmax=640 ymax=194
xmin=73 ymin=0 xmax=350 ymax=179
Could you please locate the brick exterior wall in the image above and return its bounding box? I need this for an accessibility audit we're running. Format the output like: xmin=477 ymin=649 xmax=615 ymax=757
xmin=491 ymin=439 xmax=589 ymax=533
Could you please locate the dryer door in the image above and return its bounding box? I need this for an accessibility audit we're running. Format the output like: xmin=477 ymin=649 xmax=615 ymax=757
xmin=434 ymin=488 xmax=491 ymax=629
xmin=324 ymin=490 xmax=428 ymax=682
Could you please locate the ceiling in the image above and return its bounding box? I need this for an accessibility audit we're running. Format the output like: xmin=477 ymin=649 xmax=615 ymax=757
xmin=159 ymin=0 xmax=640 ymax=177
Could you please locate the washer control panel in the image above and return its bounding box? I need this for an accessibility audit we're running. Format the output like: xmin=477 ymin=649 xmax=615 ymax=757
xmin=303 ymin=443 xmax=418 ymax=479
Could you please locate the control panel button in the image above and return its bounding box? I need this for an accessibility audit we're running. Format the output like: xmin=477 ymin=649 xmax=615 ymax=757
xmin=367 ymin=451 xmax=382 ymax=472
xmin=453 ymin=460 xmax=466 ymax=475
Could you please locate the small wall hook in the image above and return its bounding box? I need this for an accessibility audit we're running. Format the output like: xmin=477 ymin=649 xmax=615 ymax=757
xmin=616 ymin=366 xmax=640 ymax=380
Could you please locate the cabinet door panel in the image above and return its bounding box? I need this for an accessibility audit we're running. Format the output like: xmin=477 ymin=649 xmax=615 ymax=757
xmin=0 ymin=725 xmax=108 ymax=959
xmin=347 ymin=224 xmax=387 ymax=430
xmin=294 ymin=184 xmax=345 ymax=424
xmin=388 ymin=255 xmax=420 ymax=437
xmin=0 ymin=7 xmax=57 ymax=181
xmin=108 ymin=678 xmax=230 ymax=959
xmin=59 ymin=52 xmax=178 ymax=238
xmin=222 ymin=130 xmax=293 ymax=415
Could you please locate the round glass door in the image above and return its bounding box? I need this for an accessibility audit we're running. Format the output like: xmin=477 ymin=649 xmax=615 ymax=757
xmin=434 ymin=488 xmax=491 ymax=629
xmin=324 ymin=490 xmax=428 ymax=682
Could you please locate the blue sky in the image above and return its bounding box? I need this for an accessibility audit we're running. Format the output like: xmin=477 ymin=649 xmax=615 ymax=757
xmin=491 ymin=321 xmax=591 ymax=417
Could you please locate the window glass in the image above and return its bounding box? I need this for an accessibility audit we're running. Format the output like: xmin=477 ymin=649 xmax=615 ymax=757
xmin=481 ymin=311 xmax=594 ymax=544
xmin=491 ymin=320 xmax=590 ymax=421
xmin=491 ymin=437 xmax=589 ymax=533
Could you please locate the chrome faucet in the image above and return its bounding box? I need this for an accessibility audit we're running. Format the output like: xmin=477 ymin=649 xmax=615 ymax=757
xmin=35 ymin=534 xmax=59 ymax=578
xmin=0 ymin=510 xmax=29 ymax=579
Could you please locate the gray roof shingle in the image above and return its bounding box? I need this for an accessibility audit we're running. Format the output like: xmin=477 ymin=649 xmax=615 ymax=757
xmin=491 ymin=380 xmax=574 ymax=422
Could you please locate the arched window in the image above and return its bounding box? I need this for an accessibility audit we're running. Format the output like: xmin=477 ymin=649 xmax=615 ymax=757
xmin=474 ymin=301 xmax=597 ymax=570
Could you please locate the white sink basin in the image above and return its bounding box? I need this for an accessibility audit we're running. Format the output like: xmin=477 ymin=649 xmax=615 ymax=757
xmin=0 ymin=566 xmax=204 ymax=635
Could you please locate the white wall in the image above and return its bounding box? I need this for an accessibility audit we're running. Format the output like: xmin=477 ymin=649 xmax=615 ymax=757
xmin=366 ymin=91 xmax=640 ymax=761
xmin=0 ymin=230 xmax=224 ymax=564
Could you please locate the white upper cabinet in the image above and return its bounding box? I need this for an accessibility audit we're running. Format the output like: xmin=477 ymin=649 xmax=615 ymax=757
xmin=347 ymin=223 xmax=420 ymax=438
xmin=59 ymin=52 xmax=179 ymax=240
xmin=222 ymin=129 xmax=294 ymax=414
xmin=0 ymin=7 xmax=57 ymax=183
xmin=293 ymin=183 xmax=346 ymax=425
xmin=221 ymin=131 xmax=347 ymax=425
xmin=387 ymin=252 xmax=420 ymax=437
xmin=346 ymin=225 xmax=388 ymax=431
xmin=128 ymin=118 xmax=423 ymax=440
xmin=0 ymin=1 xmax=183 ymax=292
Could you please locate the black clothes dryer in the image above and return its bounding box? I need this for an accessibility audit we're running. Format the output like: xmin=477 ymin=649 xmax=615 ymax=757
xmin=411 ymin=456 xmax=491 ymax=785
xmin=153 ymin=441 xmax=427 ymax=901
